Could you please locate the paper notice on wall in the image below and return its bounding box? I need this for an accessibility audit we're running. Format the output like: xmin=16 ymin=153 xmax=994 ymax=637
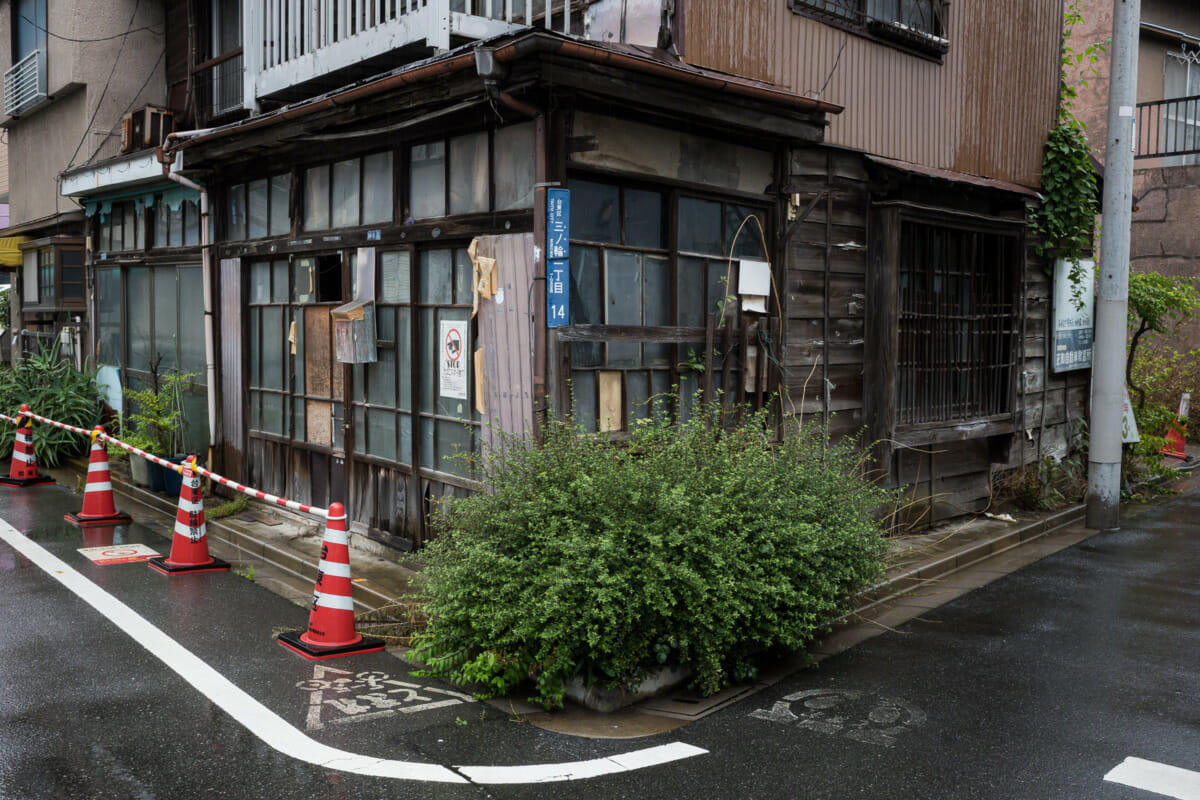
xmin=440 ymin=319 xmax=468 ymax=400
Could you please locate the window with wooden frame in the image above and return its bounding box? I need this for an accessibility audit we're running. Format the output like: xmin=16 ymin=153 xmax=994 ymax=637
xmin=567 ymin=177 xmax=767 ymax=433
xmin=96 ymin=201 xmax=145 ymax=253
xmin=408 ymin=123 xmax=535 ymax=220
xmin=303 ymin=153 xmax=393 ymax=232
xmin=790 ymin=0 xmax=949 ymax=55
xmin=227 ymin=174 xmax=291 ymax=240
xmin=894 ymin=219 xmax=1020 ymax=428
xmin=25 ymin=241 xmax=85 ymax=309
xmin=153 ymin=196 xmax=201 ymax=247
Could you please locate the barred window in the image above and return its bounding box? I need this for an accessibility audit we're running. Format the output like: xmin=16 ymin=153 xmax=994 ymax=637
xmin=792 ymin=0 xmax=948 ymax=53
xmin=896 ymin=222 xmax=1019 ymax=426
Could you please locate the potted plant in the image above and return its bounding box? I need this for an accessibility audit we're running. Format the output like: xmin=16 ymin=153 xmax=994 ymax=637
xmin=109 ymin=430 xmax=159 ymax=488
xmin=123 ymin=360 xmax=197 ymax=495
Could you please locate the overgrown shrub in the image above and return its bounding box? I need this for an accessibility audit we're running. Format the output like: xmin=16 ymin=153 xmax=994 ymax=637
xmin=0 ymin=347 xmax=100 ymax=467
xmin=412 ymin=404 xmax=890 ymax=708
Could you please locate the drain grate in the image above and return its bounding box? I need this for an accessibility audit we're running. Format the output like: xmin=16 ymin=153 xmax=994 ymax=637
xmin=638 ymin=683 xmax=762 ymax=721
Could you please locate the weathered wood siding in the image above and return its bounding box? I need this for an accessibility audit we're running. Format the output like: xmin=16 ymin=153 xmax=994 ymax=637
xmin=476 ymin=232 xmax=537 ymax=454
xmin=683 ymin=0 xmax=1062 ymax=187
xmin=219 ymin=257 xmax=244 ymax=480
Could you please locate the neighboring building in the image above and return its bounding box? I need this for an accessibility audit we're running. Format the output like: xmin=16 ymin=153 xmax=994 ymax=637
xmin=42 ymin=1 xmax=1077 ymax=548
xmin=1074 ymin=1 xmax=1200 ymax=351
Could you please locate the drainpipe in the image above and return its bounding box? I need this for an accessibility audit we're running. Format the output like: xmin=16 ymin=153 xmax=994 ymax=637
xmin=158 ymin=162 xmax=218 ymax=469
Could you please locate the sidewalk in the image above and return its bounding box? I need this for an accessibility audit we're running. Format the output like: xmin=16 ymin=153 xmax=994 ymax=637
xmin=43 ymin=448 xmax=1200 ymax=738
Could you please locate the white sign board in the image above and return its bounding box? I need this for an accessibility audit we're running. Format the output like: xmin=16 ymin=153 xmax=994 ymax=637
xmin=1053 ymin=258 xmax=1095 ymax=372
xmin=77 ymin=544 xmax=160 ymax=565
xmin=439 ymin=319 xmax=468 ymax=400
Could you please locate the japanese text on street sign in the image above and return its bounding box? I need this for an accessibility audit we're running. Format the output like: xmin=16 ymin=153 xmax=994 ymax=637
xmin=547 ymin=189 xmax=570 ymax=328
xmin=547 ymin=188 xmax=569 ymax=260
xmin=548 ymin=260 xmax=569 ymax=329
xmin=1053 ymin=258 xmax=1095 ymax=373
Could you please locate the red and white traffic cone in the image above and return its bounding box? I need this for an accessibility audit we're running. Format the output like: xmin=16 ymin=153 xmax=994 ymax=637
xmin=278 ymin=503 xmax=384 ymax=660
xmin=149 ymin=460 xmax=229 ymax=575
xmin=0 ymin=405 xmax=54 ymax=487
xmin=65 ymin=428 xmax=132 ymax=527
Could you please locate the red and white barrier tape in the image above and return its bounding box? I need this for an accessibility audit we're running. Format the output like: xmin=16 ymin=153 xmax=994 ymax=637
xmin=4 ymin=410 xmax=329 ymax=520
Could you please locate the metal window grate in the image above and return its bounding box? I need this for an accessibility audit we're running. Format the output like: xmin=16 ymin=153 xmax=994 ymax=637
xmin=3 ymin=49 xmax=46 ymax=117
xmin=896 ymin=222 xmax=1018 ymax=427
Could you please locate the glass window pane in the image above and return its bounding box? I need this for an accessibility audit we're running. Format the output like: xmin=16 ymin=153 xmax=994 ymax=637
xmin=419 ymin=249 xmax=453 ymax=305
xmin=249 ymin=390 xmax=260 ymax=431
xmin=367 ymin=409 xmax=397 ymax=460
xmin=494 ymin=123 xmax=534 ymax=210
xmin=250 ymin=310 xmax=261 ymax=387
xmin=293 ymin=396 xmax=305 ymax=440
xmin=123 ymin=204 xmax=135 ymax=251
xmin=272 ymin=259 xmax=289 ymax=303
xmin=379 ymin=251 xmax=411 ymax=303
xmin=261 ymin=306 xmax=284 ymax=390
xmin=571 ymin=370 xmax=597 ymax=433
xmin=627 ymin=371 xmax=650 ymax=421
xmin=362 ymin=151 xmax=393 ymax=225
xmin=679 ymin=196 xmax=723 ymax=255
xmin=708 ymin=259 xmax=731 ymax=319
xmin=569 ymin=245 xmax=602 ymax=366
xmin=678 ymin=256 xmax=706 ymax=327
xmin=269 ymin=174 xmax=290 ymax=236
xmin=453 ymin=248 xmax=472 ymax=304
xmin=367 ymin=346 xmax=396 ymax=406
xmin=727 ymin=205 xmax=767 ymax=258
xmin=420 ymin=416 xmax=434 ymax=469
xmin=293 ymin=258 xmax=315 ymax=303
xmin=250 ymin=261 xmax=271 ymax=304
xmin=409 ymin=142 xmax=446 ymax=219
xmin=183 ymin=200 xmax=199 ymax=246
xmin=419 ymin=308 xmax=435 ymax=413
xmin=155 ymin=202 xmax=167 ymax=248
xmin=126 ymin=267 xmax=151 ymax=370
xmin=177 ymin=267 xmax=206 ymax=376
xmin=96 ymin=268 xmax=122 ymax=368
xmin=293 ymin=310 xmax=304 ymax=392
xmin=398 ymin=413 xmax=412 ymax=464
xmin=111 ymin=210 xmax=124 ymax=252
xmin=228 ymin=184 xmax=247 ymax=241
xmin=304 ymin=165 xmax=330 ymax=231
xmin=135 ymin=204 xmax=146 ymax=250
xmin=605 ymin=250 xmax=642 ymax=367
xmin=169 ymin=203 xmax=184 ymax=247
xmin=332 ymin=158 xmax=361 ymax=228
xmin=397 ymin=307 xmax=411 ymax=411
xmin=449 ymin=131 xmax=489 ymax=215
xmin=625 ymin=189 xmax=665 ymax=249
xmin=571 ymin=179 xmax=620 ymax=243
xmin=644 ymin=255 xmax=670 ymax=366
xmin=436 ymin=418 xmax=473 ymax=476
xmin=262 ymin=392 xmax=284 ymax=435
xmin=99 ymin=215 xmax=110 ymax=252
xmin=248 ymin=179 xmax=269 ymax=239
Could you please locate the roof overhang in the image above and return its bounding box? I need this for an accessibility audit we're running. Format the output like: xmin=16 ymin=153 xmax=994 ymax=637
xmin=61 ymin=149 xmax=184 ymax=199
xmin=0 ymin=236 xmax=29 ymax=267
xmin=867 ymin=155 xmax=1042 ymax=198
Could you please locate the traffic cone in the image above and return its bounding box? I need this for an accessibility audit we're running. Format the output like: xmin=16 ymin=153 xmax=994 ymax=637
xmin=1161 ymin=392 xmax=1192 ymax=461
xmin=148 ymin=460 xmax=229 ymax=575
xmin=278 ymin=503 xmax=385 ymax=660
xmin=0 ymin=405 xmax=54 ymax=487
xmin=65 ymin=428 xmax=132 ymax=527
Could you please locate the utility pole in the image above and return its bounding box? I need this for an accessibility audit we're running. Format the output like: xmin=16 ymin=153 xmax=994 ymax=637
xmin=1087 ymin=0 xmax=1140 ymax=530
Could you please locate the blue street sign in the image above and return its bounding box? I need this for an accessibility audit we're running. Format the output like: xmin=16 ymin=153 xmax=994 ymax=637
xmin=547 ymin=259 xmax=570 ymax=328
xmin=547 ymin=188 xmax=569 ymax=261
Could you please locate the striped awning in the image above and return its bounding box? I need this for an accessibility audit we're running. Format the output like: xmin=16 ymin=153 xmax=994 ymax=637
xmin=0 ymin=237 xmax=29 ymax=268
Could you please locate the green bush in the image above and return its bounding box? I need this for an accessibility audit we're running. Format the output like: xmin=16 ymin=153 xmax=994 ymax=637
xmin=412 ymin=404 xmax=890 ymax=708
xmin=0 ymin=347 xmax=101 ymax=467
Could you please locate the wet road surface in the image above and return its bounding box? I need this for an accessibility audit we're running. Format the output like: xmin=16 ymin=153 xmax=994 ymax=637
xmin=1 ymin=480 xmax=1198 ymax=798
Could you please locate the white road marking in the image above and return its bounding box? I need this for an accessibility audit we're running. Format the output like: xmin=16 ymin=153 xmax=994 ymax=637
xmin=1106 ymin=757 xmax=1200 ymax=800
xmin=0 ymin=522 xmax=707 ymax=784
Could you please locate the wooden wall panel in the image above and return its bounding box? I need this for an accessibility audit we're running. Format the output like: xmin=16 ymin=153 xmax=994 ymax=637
xmin=684 ymin=0 xmax=1060 ymax=187
xmin=219 ymin=258 xmax=244 ymax=480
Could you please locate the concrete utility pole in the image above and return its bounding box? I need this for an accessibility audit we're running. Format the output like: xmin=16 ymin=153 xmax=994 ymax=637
xmin=1087 ymin=0 xmax=1141 ymax=530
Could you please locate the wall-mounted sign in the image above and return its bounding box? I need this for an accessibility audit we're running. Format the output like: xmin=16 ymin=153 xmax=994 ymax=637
xmin=1053 ymin=258 xmax=1095 ymax=373
xmin=547 ymin=259 xmax=569 ymax=328
xmin=547 ymin=188 xmax=569 ymax=260
xmin=440 ymin=319 xmax=468 ymax=400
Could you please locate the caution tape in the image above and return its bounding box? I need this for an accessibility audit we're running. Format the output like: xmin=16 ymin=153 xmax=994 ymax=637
xmin=3 ymin=408 xmax=329 ymax=520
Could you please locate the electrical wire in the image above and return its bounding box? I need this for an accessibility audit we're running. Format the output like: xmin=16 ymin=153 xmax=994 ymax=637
xmin=83 ymin=47 xmax=166 ymax=167
xmin=63 ymin=0 xmax=143 ymax=174
xmin=19 ymin=13 xmax=162 ymax=43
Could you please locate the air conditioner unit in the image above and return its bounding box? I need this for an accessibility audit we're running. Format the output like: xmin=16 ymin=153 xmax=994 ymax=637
xmin=120 ymin=106 xmax=174 ymax=154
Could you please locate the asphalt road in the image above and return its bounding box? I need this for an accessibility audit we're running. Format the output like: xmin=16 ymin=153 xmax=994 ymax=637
xmin=1 ymin=480 xmax=1198 ymax=799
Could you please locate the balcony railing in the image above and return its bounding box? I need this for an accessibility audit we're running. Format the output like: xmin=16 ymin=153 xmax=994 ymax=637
xmin=193 ymin=48 xmax=245 ymax=122
xmin=3 ymin=49 xmax=47 ymax=117
xmin=1135 ymin=95 xmax=1200 ymax=162
xmin=247 ymin=0 xmax=582 ymax=104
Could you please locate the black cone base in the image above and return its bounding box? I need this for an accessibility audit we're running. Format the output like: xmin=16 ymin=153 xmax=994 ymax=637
xmin=148 ymin=555 xmax=231 ymax=574
xmin=65 ymin=510 xmax=132 ymax=527
xmin=277 ymin=630 xmax=386 ymax=661
xmin=0 ymin=475 xmax=55 ymax=488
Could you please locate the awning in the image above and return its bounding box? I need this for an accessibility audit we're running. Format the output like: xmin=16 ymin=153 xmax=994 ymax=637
xmin=0 ymin=237 xmax=29 ymax=268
